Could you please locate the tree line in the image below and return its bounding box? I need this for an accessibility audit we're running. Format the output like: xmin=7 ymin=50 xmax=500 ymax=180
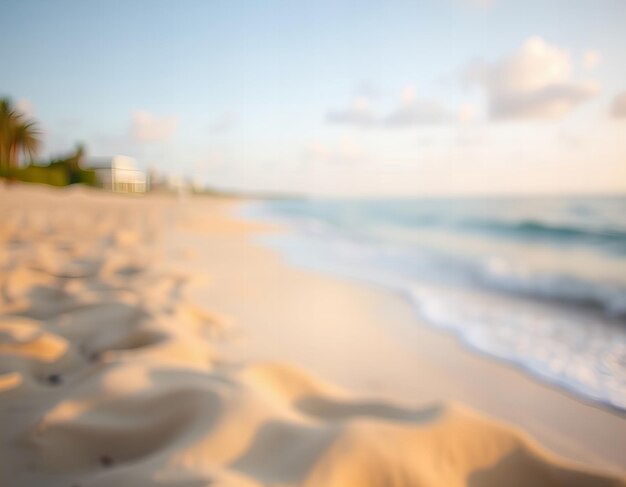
xmin=0 ymin=97 xmax=95 ymax=186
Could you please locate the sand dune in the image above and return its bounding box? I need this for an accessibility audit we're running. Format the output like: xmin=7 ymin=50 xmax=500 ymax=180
xmin=0 ymin=186 xmax=624 ymax=487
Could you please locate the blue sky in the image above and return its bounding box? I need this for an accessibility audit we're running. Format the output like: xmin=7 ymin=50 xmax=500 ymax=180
xmin=3 ymin=0 xmax=626 ymax=195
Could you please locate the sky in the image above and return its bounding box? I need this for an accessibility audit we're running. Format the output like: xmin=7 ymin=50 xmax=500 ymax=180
xmin=2 ymin=0 xmax=626 ymax=196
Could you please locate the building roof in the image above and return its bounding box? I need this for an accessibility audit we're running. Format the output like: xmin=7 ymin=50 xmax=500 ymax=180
xmin=84 ymin=155 xmax=139 ymax=170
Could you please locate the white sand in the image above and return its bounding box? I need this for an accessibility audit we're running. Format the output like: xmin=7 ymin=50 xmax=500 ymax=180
xmin=1 ymin=185 xmax=624 ymax=487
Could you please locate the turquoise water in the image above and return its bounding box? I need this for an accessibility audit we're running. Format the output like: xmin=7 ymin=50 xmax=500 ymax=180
xmin=245 ymin=196 xmax=626 ymax=411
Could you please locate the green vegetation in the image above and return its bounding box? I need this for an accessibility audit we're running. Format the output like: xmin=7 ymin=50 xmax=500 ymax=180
xmin=0 ymin=97 xmax=96 ymax=187
xmin=0 ymin=98 xmax=40 ymax=173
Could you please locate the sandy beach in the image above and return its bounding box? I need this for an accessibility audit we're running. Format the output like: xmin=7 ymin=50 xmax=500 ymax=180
xmin=1 ymin=185 xmax=625 ymax=487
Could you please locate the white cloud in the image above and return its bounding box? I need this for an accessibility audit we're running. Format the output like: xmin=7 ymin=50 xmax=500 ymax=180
xmin=490 ymin=81 xmax=598 ymax=119
xmin=385 ymin=85 xmax=448 ymax=126
xmin=326 ymin=97 xmax=377 ymax=126
xmin=328 ymin=86 xmax=450 ymax=128
xmin=466 ymin=37 xmax=598 ymax=119
xmin=385 ymin=100 xmax=448 ymax=126
xmin=583 ymin=49 xmax=601 ymax=70
xmin=611 ymin=92 xmax=626 ymax=118
xmin=131 ymin=110 xmax=178 ymax=142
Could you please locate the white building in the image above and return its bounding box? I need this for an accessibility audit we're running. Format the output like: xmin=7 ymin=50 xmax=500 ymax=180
xmin=85 ymin=156 xmax=147 ymax=193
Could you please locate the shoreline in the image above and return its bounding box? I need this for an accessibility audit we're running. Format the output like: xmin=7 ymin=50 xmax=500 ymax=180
xmin=1 ymin=185 xmax=625 ymax=485
xmin=172 ymin=196 xmax=626 ymax=474
xmin=239 ymin=199 xmax=626 ymax=415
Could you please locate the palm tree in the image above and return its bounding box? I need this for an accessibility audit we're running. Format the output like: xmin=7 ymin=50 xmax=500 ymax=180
xmin=12 ymin=120 xmax=41 ymax=166
xmin=0 ymin=98 xmax=18 ymax=173
xmin=0 ymin=98 xmax=41 ymax=174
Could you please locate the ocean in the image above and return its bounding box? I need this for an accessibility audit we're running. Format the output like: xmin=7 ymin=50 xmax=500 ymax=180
xmin=243 ymin=196 xmax=626 ymax=411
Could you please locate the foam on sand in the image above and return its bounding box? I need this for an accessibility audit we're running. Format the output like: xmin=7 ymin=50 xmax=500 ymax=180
xmin=0 ymin=186 xmax=624 ymax=487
